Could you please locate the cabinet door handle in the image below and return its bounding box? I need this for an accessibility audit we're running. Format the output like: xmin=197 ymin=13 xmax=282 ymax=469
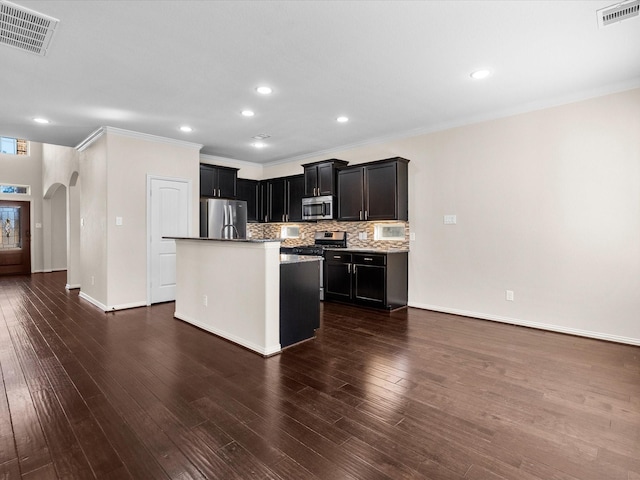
xmin=353 ymin=265 xmax=357 ymax=274
xmin=347 ymin=264 xmax=351 ymax=274
xmin=359 ymin=210 xmax=363 ymax=220
xmin=364 ymin=257 xmax=373 ymax=261
xmin=364 ymin=210 xmax=368 ymax=220
xmin=282 ymin=214 xmax=285 ymax=222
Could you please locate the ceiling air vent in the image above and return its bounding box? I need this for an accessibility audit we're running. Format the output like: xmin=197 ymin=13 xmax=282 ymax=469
xmin=0 ymin=0 xmax=59 ymax=56
xmin=597 ymin=0 xmax=640 ymax=28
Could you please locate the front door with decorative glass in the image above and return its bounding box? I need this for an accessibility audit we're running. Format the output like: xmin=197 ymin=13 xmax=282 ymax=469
xmin=0 ymin=200 xmax=31 ymax=275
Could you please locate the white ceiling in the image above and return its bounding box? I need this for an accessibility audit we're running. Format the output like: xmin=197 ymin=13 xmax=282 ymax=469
xmin=1 ymin=0 xmax=639 ymax=165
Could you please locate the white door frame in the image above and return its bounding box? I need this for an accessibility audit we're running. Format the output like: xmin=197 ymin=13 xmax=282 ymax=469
xmin=146 ymin=174 xmax=192 ymax=305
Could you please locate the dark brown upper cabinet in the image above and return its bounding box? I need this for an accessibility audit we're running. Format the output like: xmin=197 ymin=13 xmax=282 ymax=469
xmin=337 ymin=157 xmax=409 ymax=221
xmin=236 ymin=178 xmax=260 ymax=222
xmin=200 ymin=164 xmax=238 ymax=198
xmin=302 ymin=159 xmax=349 ymax=197
xmin=265 ymin=174 xmax=305 ymax=223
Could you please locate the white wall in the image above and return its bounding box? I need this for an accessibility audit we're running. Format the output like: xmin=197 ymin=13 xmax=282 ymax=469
xmin=267 ymin=88 xmax=640 ymax=345
xmin=79 ymin=134 xmax=108 ymax=306
xmin=0 ymin=142 xmax=44 ymax=272
xmin=49 ymin=185 xmax=67 ymax=271
xmin=67 ymin=178 xmax=81 ymax=288
xmin=105 ymin=130 xmax=201 ymax=309
xmin=42 ymin=143 xmax=81 ymax=283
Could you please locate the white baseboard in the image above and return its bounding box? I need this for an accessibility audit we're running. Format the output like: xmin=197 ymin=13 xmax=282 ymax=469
xmin=78 ymin=292 xmax=148 ymax=312
xmin=79 ymin=292 xmax=147 ymax=312
xmin=174 ymin=311 xmax=281 ymax=356
xmin=65 ymin=284 xmax=81 ymax=290
xmin=408 ymin=302 xmax=640 ymax=347
xmin=107 ymin=301 xmax=148 ymax=312
xmin=79 ymin=292 xmax=108 ymax=311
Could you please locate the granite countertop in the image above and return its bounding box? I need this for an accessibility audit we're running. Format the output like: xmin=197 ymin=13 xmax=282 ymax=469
xmin=325 ymin=247 xmax=410 ymax=254
xmin=280 ymin=254 xmax=324 ymax=264
xmin=165 ymin=236 xmax=281 ymax=243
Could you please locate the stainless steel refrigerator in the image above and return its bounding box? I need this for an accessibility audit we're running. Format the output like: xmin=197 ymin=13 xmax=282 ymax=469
xmin=200 ymin=198 xmax=247 ymax=239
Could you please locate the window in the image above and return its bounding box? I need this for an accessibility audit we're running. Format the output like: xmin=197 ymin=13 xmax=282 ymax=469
xmin=0 ymin=185 xmax=30 ymax=195
xmin=0 ymin=137 xmax=28 ymax=155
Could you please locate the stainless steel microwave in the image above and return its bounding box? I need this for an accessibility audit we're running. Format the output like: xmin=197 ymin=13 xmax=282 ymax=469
xmin=302 ymin=195 xmax=334 ymax=220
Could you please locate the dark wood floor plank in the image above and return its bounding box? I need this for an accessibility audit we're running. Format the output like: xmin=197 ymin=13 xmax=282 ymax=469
xmin=0 ymin=305 xmax=53 ymax=476
xmin=0 ymin=344 xmax=18 ymax=469
xmin=1 ymin=272 xmax=640 ymax=480
xmin=84 ymin=394 xmax=169 ymax=480
xmin=0 ymin=458 xmax=21 ymax=480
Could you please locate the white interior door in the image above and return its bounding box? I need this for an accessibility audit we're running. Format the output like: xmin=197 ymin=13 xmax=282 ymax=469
xmin=149 ymin=177 xmax=190 ymax=304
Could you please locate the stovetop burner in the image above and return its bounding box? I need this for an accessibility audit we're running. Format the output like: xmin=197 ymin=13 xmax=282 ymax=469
xmin=291 ymin=231 xmax=347 ymax=256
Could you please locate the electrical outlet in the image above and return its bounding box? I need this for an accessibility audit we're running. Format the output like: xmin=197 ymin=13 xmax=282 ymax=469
xmin=410 ymin=232 xmax=416 ymax=241
xmin=358 ymin=232 xmax=367 ymax=240
xmin=203 ymin=295 xmax=208 ymax=306
xmin=444 ymin=215 xmax=457 ymax=225
xmin=505 ymin=290 xmax=514 ymax=301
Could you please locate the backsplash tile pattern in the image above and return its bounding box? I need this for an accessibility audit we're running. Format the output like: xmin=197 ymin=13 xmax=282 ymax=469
xmin=247 ymin=221 xmax=410 ymax=250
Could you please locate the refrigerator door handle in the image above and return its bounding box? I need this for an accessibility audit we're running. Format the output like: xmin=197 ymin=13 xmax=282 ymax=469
xmin=222 ymin=202 xmax=230 ymax=239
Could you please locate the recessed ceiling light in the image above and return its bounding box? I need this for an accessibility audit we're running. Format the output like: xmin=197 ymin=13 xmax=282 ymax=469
xmin=336 ymin=116 xmax=349 ymax=123
xmin=179 ymin=125 xmax=193 ymax=132
xmin=33 ymin=117 xmax=49 ymax=124
xmin=256 ymin=86 xmax=272 ymax=95
xmin=251 ymin=142 xmax=267 ymax=148
xmin=241 ymin=110 xmax=255 ymax=117
xmin=470 ymin=69 xmax=492 ymax=80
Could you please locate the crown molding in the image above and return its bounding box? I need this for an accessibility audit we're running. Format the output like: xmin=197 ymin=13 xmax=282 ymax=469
xmin=74 ymin=127 xmax=105 ymax=152
xmin=199 ymin=153 xmax=263 ymax=170
xmin=75 ymin=126 xmax=203 ymax=152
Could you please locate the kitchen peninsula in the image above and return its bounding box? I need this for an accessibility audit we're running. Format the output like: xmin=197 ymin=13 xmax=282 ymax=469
xmin=170 ymin=237 xmax=320 ymax=356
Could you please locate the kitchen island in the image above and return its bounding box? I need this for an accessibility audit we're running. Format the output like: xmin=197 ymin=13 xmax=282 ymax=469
xmin=170 ymin=237 xmax=321 ymax=356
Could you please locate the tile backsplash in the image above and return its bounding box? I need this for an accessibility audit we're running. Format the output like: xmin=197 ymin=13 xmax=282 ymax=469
xmin=247 ymin=220 xmax=410 ymax=250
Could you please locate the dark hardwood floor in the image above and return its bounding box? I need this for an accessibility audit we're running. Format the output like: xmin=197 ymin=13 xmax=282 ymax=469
xmin=1 ymin=272 xmax=639 ymax=479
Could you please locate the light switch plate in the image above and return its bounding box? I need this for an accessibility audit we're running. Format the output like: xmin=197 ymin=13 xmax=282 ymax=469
xmin=35 ymin=223 xmax=42 ymax=228
xmin=115 ymin=216 xmax=123 ymax=226
xmin=444 ymin=215 xmax=457 ymax=225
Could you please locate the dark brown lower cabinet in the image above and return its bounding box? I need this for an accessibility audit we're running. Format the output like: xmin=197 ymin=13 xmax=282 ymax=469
xmin=324 ymin=251 xmax=408 ymax=310
xmin=280 ymin=260 xmax=320 ymax=347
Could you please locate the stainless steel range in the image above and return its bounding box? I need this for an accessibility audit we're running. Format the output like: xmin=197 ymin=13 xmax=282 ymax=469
xmin=285 ymin=231 xmax=347 ymax=300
